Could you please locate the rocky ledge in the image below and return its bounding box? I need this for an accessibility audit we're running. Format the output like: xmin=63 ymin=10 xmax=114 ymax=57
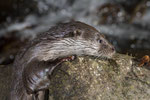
xmin=0 ymin=53 xmax=150 ymax=100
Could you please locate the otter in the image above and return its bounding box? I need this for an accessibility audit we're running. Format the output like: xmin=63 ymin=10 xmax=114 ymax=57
xmin=9 ymin=21 xmax=115 ymax=100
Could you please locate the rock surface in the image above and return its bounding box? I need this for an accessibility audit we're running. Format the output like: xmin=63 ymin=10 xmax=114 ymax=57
xmin=49 ymin=53 xmax=150 ymax=100
xmin=0 ymin=65 xmax=12 ymax=100
xmin=0 ymin=53 xmax=150 ymax=100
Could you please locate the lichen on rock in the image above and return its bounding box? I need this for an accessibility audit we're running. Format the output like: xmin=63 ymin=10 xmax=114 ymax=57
xmin=0 ymin=53 xmax=150 ymax=100
xmin=49 ymin=53 xmax=150 ymax=100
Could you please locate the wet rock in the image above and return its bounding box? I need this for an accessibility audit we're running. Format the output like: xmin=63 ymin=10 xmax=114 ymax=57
xmin=0 ymin=53 xmax=150 ymax=100
xmin=96 ymin=0 xmax=148 ymax=25
xmin=0 ymin=33 xmax=28 ymax=65
xmin=97 ymin=3 xmax=127 ymax=24
xmin=0 ymin=65 xmax=12 ymax=100
xmin=49 ymin=53 xmax=150 ymax=100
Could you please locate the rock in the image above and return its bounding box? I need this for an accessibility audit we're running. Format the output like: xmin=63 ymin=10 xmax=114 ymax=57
xmin=49 ymin=53 xmax=150 ymax=100
xmin=0 ymin=53 xmax=150 ymax=100
xmin=0 ymin=65 xmax=12 ymax=100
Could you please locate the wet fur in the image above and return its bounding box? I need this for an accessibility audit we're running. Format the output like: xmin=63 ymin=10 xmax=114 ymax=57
xmin=10 ymin=21 xmax=115 ymax=100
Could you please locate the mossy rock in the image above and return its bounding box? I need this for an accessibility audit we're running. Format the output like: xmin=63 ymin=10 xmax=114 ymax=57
xmin=49 ymin=53 xmax=150 ymax=100
xmin=0 ymin=53 xmax=150 ymax=100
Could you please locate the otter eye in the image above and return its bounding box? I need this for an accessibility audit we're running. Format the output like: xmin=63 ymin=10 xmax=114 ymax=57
xmin=98 ymin=39 xmax=103 ymax=43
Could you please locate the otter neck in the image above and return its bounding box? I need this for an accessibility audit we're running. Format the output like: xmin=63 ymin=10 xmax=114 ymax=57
xmin=30 ymin=38 xmax=98 ymax=62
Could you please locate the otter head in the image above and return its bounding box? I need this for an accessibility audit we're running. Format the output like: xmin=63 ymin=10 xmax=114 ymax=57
xmin=72 ymin=29 xmax=115 ymax=58
xmin=32 ymin=22 xmax=115 ymax=61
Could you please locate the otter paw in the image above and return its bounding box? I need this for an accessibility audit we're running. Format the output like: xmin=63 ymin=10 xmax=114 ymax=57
xmin=61 ymin=55 xmax=76 ymax=62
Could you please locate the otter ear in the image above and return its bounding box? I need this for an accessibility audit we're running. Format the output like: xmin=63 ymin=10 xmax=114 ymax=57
xmin=63 ymin=29 xmax=82 ymax=38
xmin=73 ymin=29 xmax=83 ymax=37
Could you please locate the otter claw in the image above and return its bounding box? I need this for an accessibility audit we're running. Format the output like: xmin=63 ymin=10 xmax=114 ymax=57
xmin=61 ymin=56 xmax=76 ymax=62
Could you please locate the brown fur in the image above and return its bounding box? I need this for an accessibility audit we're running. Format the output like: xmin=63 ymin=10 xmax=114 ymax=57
xmin=9 ymin=21 xmax=115 ymax=100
